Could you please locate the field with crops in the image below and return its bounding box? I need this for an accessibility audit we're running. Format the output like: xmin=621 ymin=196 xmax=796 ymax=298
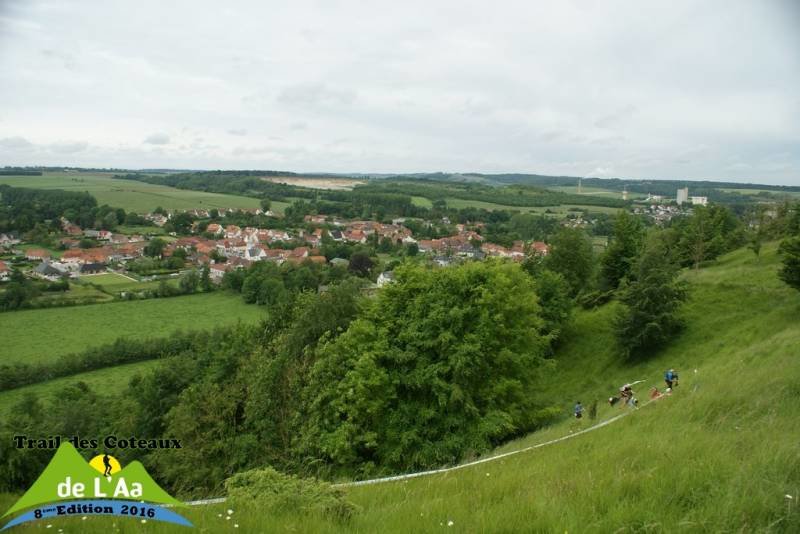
xmin=0 ymin=172 xmax=261 ymax=212
xmin=442 ymin=197 xmax=622 ymax=215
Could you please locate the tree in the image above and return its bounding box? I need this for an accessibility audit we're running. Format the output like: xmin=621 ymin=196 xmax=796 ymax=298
xmin=260 ymin=198 xmax=271 ymax=212
xmin=179 ymin=270 xmax=200 ymax=294
xmin=144 ymin=238 xmax=166 ymax=258
xmin=614 ymin=234 xmax=688 ymax=359
xmin=153 ymin=206 xmax=167 ymax=216
xmin=167 ymin=212 xmax=194 ymax=234
xmin=348 ymin=251 xmax=374 ymax=277
xmin=209 ymin=208 xmax=219 ymax=220
xmin=299 ymin=261 xmax=550 ymax=475
xmin=545 ymin=228 xmax=594 ymax=297
xmin=778 ymin=237 xmax=800 ymax=292
xmin=678 ymin=205 xmax=743 ymax=269
xmin=529 ymin=269 xmax=572 ymax=345
xmin=102 ymin=211 xmax=119 ymax=231
xmin=600 ymin=210 xmax=644 ymax=289
xmin=200 ymin=263 xmax=212 ymax=292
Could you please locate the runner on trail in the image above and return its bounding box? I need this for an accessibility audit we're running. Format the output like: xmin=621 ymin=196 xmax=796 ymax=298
xmin=665 ymin=369 xmax=678 ymax=390
xmin=574 ymin=401 xmax=583 ymax=419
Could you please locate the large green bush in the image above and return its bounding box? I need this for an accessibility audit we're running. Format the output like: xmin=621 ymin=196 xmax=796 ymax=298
xmin=225 ymin=467 xmax=357 ymax=521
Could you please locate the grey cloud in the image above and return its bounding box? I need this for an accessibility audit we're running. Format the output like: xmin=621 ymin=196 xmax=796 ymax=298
xmin=48 ymin=140 xmax=88 ymax=153
xmin=594 ymin=105 xmax=639 ymax=129
xmin=276 ymin=83 xmax=357 ymax=108
xmin=227 ymin=128 xmax=248 ymax=136
xmin=0 ymin=136 xmax=34 ymax=149
xmin=143 ymin=133 xmax=170 ymax=145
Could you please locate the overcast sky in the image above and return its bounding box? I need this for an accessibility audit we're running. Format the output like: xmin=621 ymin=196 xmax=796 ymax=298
xmin=0 ymin=0 xmax=798 ymax=184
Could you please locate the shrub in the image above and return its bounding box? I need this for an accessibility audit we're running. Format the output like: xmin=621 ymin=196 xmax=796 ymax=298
xmin=224 ymin=467 xmax=357 ymax=521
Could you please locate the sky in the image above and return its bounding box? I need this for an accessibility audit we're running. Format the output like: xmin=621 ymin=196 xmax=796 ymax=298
xmin=0 ymin=0 xmax=798 ymax=185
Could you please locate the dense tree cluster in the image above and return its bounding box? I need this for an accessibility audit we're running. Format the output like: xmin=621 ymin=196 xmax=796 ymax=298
xmin=0 ymin=262 xmax=569 ymax=495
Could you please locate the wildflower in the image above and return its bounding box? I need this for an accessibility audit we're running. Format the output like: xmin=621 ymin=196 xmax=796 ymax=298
xmin=786 ymin=494 xmax=794 ymax=499
xmin=227 ymin=509 xmax=234 ymax=515
xmin=448 ymin=520 xmax=454 ymax=526
xmin=234 ymin=525 xmax=239 ymax=528
xmin=141 ymin=519 xmax=147 ymax=524
xmin=82 ymin=516 xmax=87 ymax=520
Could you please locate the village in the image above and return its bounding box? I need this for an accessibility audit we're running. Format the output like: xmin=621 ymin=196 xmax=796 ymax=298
xmin=0 ymin=208 xmax=550 ymax=292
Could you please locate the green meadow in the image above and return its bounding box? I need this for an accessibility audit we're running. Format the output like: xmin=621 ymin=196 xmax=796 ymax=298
xmin=0 ymin=172 xmax=261 ymax=213
xmin=0 ymin=292 xmax=264 ymax=365
xmin=1 ymin=243 xmax=797 ymax=531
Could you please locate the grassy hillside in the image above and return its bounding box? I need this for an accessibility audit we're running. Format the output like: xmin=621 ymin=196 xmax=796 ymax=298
xmin=0 ymin=171 xmax=260 ymax=212
xmin=0 ymin=292 xmax=264 ymax=364
xmin=1 ymin=243 xmax=798 ymax=532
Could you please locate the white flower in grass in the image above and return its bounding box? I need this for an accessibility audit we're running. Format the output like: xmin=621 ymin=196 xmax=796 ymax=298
xmin=448 ymin=520 xmax=454 ymax=526
xmin=226 ymin=516 xmax=231 ymax=520
xmin=227 ymin=509 xmax=234 ymax=515
xmin=786 ymin=494 xmax=794 ymax=499
xmin=46 ymin=525 xmax=52 ymax=529
xmin=82 ymin=516 xmax=87 ymax=520
xmin=234 ymin=524 xmax=239 ymax=528
xmin=217 ymin=513 xmax=222 ymax=517
xmin=141 ymin=519 xmax=147 ymax=524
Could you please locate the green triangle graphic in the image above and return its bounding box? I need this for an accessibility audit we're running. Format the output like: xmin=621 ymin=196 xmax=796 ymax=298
xmin=3 ymin=443 xmax=184 ymax=518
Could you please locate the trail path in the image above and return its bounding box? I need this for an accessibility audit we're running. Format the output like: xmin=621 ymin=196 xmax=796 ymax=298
xmin=184 ymin=385 xmax=664 ymax=506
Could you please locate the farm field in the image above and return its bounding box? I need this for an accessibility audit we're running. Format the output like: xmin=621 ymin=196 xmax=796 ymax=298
xmin=719 ymin=187 xmax=800 ymax=198
xmin=0 ymin=360 xmax=161 ymax=416
xmin=0 ymin=172 xmax=261 ymax=212
xmin=0 ymin=292 xmax=264 ymax=364
xmin=547 ymin=184 xmax=647 ymax=199
xmin=2 ymin=243 xmax=797 ymax=531
xmin=443 ymin=197 xmax=622 ymax=215
xmin=263 ymin=176 xmax=365 ymax=190
xmin=410 ymin=195 xmax=433 ymax=208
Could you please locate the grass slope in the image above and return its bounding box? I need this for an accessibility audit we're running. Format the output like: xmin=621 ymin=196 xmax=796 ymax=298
xmin=0 ymin=292 xmax=264 ymax=364
xmin=0 ymin=172 xmax=260 ymax=212
xmin=1 ymin=244 xmax=798 ymax=532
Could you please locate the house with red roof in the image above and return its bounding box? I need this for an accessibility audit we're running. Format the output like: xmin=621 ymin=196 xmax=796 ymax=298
xmin=25 ymin=249 xmax=51 ymax=261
